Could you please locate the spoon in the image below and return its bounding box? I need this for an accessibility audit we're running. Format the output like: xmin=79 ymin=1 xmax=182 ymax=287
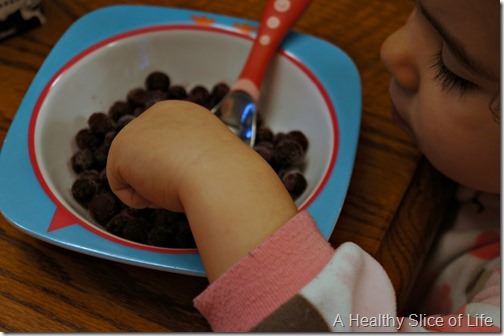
xmin=212 ymin=0 xmax=312 ymax=146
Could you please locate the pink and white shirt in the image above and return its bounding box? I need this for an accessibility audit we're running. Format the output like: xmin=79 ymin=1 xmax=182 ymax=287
xmin=194 ymin=188 xmax=500 ymax=332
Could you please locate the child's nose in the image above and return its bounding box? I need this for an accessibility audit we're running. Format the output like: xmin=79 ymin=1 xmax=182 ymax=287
xmin=380 ymin=24 xmax=419 ymax=93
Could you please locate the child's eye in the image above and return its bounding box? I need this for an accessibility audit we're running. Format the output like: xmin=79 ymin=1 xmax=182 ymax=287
xmin=430 ymin=51 xmax=478 ymax=94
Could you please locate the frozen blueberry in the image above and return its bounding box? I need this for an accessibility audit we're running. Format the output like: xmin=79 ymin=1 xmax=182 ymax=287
xmin=256 ymin=127 xmax=274 ymax=144
xmin=127 ymin=87 xmax=150 ymax=107
xmin=210 ymin=82 xmax=230 ymax=102
xmin=88 ymin=112 xmax=115 ymax=136
xmin=104 ymin=209 xmax=146 ymax=237
xmin=88 ymin=192 xmax=118 ymax=225
xmin=271 ymin=139 xmax=305 ymax=170
xmin=144 ymin=90 xmax=167 ymax=109
xmin=116 ymin=114 xmax=135 ymax=131
xmin=187 ymin=85 xmax=210 ymax=106
xmin=71 ymin=149 xmax=94 ymax=173
xmin=92 ymin=145 xmax=109 ymax=171
xmin=105 ymin=213 xmax=129 ymax=236
xmin=174 ymin=220 xmax=196 ymax=248
xmin=97 ymin=169 xmax=111 ymax=192
xmin=254 ymin=142 xmax=274 ymax=163
xmin=280 ymin=169 xmax=307 ymax=200
xmin=108 ymin=101 xmax=133 ymax=121
xmin=145 ymin=71 xmax=171 ymax=92
xmin=272 ymin=132 xmax=287 ymax=146
xmin=133 ymin=106 xmax=146 ymax=117
xmin=287 ymin=130 xmax=309 ymax=152
xmin=71 ymin=176 xmax=98 ymax=206
xmin=75 ymin=128 xmax=100 ymax=150
xmin=79 ymin=169 xmax=100 ymax=182
xmin=102 ymin=131 xmax=117 ymax=148
xmin=207 ymin=82 xmax=230 ymax=108
xmin=121 ymin=217 xmax=149 ymax=244
xmin=167 ymin=85 xmax=188 ymax=100
xmin=147 ymin=222 xmax=178 ymax=247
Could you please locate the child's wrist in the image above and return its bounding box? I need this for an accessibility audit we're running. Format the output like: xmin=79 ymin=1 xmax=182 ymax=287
xmin=178 ymin=140 xmax=298 ymax=281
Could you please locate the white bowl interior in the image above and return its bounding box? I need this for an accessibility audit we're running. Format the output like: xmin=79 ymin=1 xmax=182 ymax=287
xmin=35 ymin=28 xmax=335 ymax=227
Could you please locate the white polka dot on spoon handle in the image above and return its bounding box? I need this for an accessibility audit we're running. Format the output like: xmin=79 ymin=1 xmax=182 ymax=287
xmin=236 ymin=0 xmax=312 ymax=95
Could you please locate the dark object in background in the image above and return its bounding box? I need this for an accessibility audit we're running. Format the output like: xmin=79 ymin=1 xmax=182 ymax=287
xmin=0 ymin=0 xmax=45 ymax=41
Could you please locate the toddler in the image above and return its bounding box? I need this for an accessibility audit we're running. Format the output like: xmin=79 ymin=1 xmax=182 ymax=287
xmin=106 ymin=0 xmax=500 ymax=331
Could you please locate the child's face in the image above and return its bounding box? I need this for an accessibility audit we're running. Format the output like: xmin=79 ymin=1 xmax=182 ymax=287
xmin=380 ymin=0 xmax=500 ymax=193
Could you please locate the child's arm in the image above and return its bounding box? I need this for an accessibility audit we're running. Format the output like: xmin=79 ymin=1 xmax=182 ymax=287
xmin=106 ymin=100 xmax=298 ymax=281
xmin=107 ymin=100 xmax=500 ymax=332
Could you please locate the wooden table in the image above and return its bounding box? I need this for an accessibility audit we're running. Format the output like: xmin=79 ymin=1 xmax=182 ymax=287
xmin=0 ymin=0 xmax=456 ymax=331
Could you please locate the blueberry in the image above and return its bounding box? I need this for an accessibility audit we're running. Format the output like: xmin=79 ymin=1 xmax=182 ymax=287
xmin=121 ymin=217 xmax=149 ymax=244
xmin=133 ymin=106 xmax=146 ymax=117
xmin=279 ymin=169 xmax=307 ymax=200
xmin=79 ymin=169 xmax=100 ymax=182
xmin=210 ymin=82 xmax=230 ymax=102
xmin=92 ymin=145 xmax=109 ymax=171
xmin=71 ymin=149 xmax=94 ymax=173
xmin=88 ymin=192 xmax=118 ymax=225
xmin=254 ymin=142 xmax=274 ymax=163
xmin=97 ymin=169 xmax=111 ymax=192
xmin=71 ymin=176 xmax=98 ymax=206
xmin=102 ymin=131 xmax=117 ymax=148
xmin=127 ymin=87 xmax=150 ymax=107
xmin=75 ymin=128 xmax=100 ymax=150
xmin=105 ymin=213 xmax=130 ymax=236
xmin=145 ymin=71 xmax=171 ymax=92
xmin=115 ymin=114 xmax=135 ymax=131
xmin=147 ymin=222 xmax=178 ymax=247
xmin=108 ymin=101 xmax=133 ymax=121
xmin=174 ymin=220 xmax=196 ymax=248
xmin=287 ymin=130 xmax=309 ymax=152
xmin=256 ymin=127 xmax=274 ymax=143
xmin=167 ymin=85 xmax=188 ymax=100
xmin=188 ymin=85 xmax=210 ymax=106
xmin=273 ymin=132 xmax=287 ymax=146
xmin=271 ymin=139 xmax=305 ymax=170
xmin=88 ymin=112 xmax=115 ymax=136
xmin=208 ymin=82 xmax=230 ymax=108
xmin=144 ymin=90 xmax=167 ymax=109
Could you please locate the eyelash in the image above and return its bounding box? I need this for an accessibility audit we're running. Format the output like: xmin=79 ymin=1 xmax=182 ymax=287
xmin=430 ymin=51 xmax=477 ymax=94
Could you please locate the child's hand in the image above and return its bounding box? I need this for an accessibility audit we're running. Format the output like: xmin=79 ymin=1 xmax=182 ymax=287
xmin=107 ymin=100 xmax=298 ymax=281
xmin=107 ymin=100 xmax=241 ymax=212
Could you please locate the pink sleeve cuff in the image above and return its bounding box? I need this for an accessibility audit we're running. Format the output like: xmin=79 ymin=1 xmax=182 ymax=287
xmin=193 ymin=210 xmax=335 ymax=331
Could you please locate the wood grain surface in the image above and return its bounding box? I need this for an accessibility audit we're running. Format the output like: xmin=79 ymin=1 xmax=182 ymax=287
xmin=0 ymin=0 xmax=456 ymax=331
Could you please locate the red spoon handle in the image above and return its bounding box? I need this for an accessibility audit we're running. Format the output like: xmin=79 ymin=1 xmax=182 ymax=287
xmin=238 ymin=0 xmax=312 ymax=90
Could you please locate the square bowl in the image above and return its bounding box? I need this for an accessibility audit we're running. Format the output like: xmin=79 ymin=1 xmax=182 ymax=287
xmin=0 ymin=5 xmax=361 ymax=276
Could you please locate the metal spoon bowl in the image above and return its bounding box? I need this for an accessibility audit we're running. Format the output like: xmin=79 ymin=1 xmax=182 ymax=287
xmin=212 ymin=0 xmax=312 ymax=146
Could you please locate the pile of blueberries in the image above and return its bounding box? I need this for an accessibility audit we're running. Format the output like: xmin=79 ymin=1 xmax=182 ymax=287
xmin=70 ymin=71 xmax=309 ymax=248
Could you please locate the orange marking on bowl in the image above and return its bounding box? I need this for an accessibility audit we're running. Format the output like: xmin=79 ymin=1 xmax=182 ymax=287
xmin=233 ymin=23 xmax=256 ymax=34
xmin=191 ymin=15 xmax=215 ymax=26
